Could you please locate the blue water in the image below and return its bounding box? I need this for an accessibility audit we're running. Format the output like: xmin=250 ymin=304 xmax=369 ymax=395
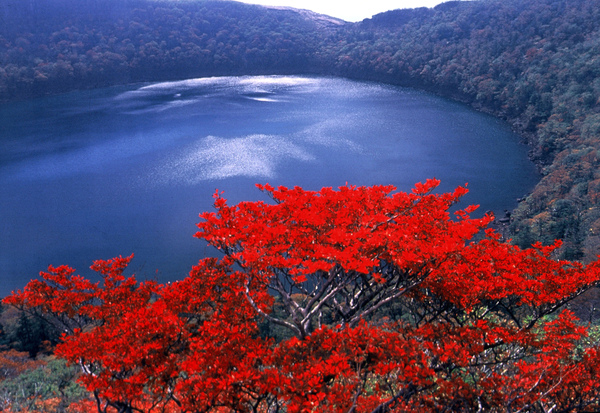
xmin=0 ymin=76 xmax=539 ymax=296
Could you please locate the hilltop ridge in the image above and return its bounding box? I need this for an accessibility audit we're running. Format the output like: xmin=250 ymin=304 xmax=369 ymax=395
xmin=256 ymin=4 xmax=347 ymax=27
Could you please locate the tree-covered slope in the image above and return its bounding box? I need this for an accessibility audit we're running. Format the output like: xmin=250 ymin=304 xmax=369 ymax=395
xmin=327 ymin=0 xmax=600 ymax=260
xmin=0 ymin=0 xmax=337 ymax=99
xmin=2 ymin=0 xmax=600 ymax=260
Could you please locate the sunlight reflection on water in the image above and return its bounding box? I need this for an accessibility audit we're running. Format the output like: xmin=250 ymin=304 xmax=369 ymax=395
xmin=152 ymin=134 xmax=315 ymax=184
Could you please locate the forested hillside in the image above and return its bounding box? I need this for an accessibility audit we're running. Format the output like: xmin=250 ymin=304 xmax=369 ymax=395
xmin=328 ymin=0 xmax=600 ymax=261
xmin=0 ymin=0 xmax=338 ymax=99
xmin=1 ymin=0 xmax=600 ymax=260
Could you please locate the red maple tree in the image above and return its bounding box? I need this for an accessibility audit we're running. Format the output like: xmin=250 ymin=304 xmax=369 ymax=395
xmin=6 ymin=180 xmax=600 ymax=412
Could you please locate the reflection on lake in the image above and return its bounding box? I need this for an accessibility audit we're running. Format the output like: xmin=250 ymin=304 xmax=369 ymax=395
xmin=0 ymin=76 xmax=539 ymax=296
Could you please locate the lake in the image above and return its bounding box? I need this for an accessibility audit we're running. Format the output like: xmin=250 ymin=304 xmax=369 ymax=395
xmin=0 ymin=75 xmax=539 ymax=296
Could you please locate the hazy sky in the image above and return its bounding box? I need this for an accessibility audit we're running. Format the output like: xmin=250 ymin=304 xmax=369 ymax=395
xmin=237 ymin=0 xmax=449 ymax=22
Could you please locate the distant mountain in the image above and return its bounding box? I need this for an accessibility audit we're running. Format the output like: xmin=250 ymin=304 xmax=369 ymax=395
xmin=2 ymin=0 xmax=600 ymax=260
xmin=255 ymin=4 xmax=347 ymax=28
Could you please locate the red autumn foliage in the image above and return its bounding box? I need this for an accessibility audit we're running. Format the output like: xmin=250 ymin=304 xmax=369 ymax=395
xmin=6 ymin=180 xmax=600 ymax=412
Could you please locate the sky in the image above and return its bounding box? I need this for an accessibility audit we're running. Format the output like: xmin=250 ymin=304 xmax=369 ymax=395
xmin=236 ymin=0 xmax=450 ymax=22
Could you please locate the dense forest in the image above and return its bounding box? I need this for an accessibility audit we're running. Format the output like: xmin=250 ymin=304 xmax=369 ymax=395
xmin=331 ymin=0 xmax=600 ymax=262
xmin=2 ymin=0 xmax=600 ymax=263
xmin=0 ymin=0 xmax=337 ymax=97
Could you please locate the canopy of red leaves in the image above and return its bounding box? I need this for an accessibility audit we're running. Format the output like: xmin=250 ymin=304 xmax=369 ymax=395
xmin=6 ymin=181 xmax=600 ymax=412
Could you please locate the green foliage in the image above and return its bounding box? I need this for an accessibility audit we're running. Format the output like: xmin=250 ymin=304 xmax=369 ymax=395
xmin=12 ymin=313 xmax=58 ymax=358
xmin=0 ymin=359 xmax=88 ymax=412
